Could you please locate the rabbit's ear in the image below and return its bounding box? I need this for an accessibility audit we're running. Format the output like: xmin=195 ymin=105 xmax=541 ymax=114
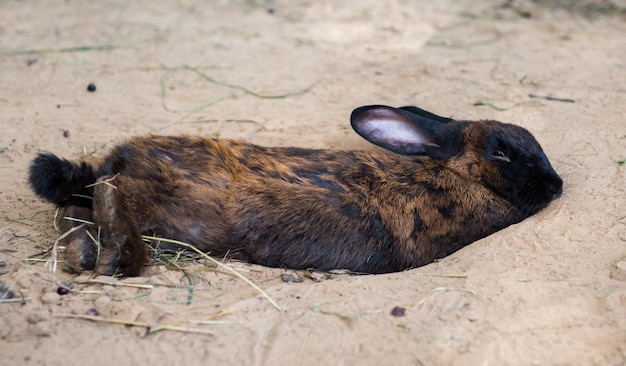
xmin=350 ymin=105 xmax=462 ymax=158
xmin=398 ymin=106 xmax=454 ymax=124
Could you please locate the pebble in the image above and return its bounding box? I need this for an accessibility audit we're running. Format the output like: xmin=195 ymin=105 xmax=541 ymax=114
xmin=41 ymin=292 xmax=60 ymax=305
xmin=391 ymin=306 xmax=406 ymax=317
xmin=87 ymin=82 xmax=96 ymax=92
xmin=610 ymin=260 xmax=626 ymax=281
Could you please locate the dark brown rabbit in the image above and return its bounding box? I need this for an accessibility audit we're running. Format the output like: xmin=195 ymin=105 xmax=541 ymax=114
xmin=28 ymin=105 xmax=563 ymax=276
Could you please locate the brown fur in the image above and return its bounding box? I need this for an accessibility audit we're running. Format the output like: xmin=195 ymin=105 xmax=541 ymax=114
xmin=30 ymin=105 xmax=563 ymax=276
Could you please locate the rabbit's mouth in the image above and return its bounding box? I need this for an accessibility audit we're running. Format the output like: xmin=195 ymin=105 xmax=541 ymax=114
xmin=538 ymin=173 xmax=564 ymax=203
xmin=515 ymin=177 xmax=563 ymax=216
xmin=518 ymin=200 xmax=553 ymax=217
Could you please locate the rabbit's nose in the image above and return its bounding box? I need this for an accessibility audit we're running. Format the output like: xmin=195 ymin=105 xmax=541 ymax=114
xmin=549 ymin=176 xmax=563 ymax=199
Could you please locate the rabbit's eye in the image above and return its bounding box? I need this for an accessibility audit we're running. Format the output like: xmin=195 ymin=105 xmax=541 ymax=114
xmin=492 ymin=150 xmax=510 ymax=162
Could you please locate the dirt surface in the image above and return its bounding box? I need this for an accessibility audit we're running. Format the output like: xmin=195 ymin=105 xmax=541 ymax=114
xmin=1 ymin=1 xmax=625 ymax=365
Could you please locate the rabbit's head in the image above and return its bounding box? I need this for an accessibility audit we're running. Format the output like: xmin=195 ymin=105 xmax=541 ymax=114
xmin=351 ymin=105 xmax=563 ymax=218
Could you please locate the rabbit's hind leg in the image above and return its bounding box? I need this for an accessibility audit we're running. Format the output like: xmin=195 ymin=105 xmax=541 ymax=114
xmin=91 ymin=174 xmax=147 ymax=277
xmin=57 ymin=205 xmax=99 ymax=273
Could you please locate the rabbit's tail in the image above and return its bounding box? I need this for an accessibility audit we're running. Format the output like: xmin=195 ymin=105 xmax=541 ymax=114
xmin=29 ymin=153 xmax=96 ymax=207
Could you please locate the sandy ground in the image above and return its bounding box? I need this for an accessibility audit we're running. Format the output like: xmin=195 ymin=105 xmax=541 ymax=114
xmin=1 ymin=0 xmax=625 ymax=365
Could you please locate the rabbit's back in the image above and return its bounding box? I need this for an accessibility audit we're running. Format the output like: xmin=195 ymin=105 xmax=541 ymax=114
xmin=224 ymin=158 xmax=514 ymax=272
xmin=96 ymin=135 xmax=514 ymax=273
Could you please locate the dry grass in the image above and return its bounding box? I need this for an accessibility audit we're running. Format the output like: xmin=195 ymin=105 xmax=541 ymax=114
xmin=54 ymin=314 xmax=220 ymax=335
xmin=159 ymin=65 xmax=317 ymax=121
xmin=143 ymin=235 xmax=282 ymax=311
xmin=26 ymin=211 xmax=282 ymax=312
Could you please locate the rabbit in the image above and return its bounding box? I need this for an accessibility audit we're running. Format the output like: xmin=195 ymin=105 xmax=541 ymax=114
xmin=28 ymin=105 xmax=563 ymax=277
